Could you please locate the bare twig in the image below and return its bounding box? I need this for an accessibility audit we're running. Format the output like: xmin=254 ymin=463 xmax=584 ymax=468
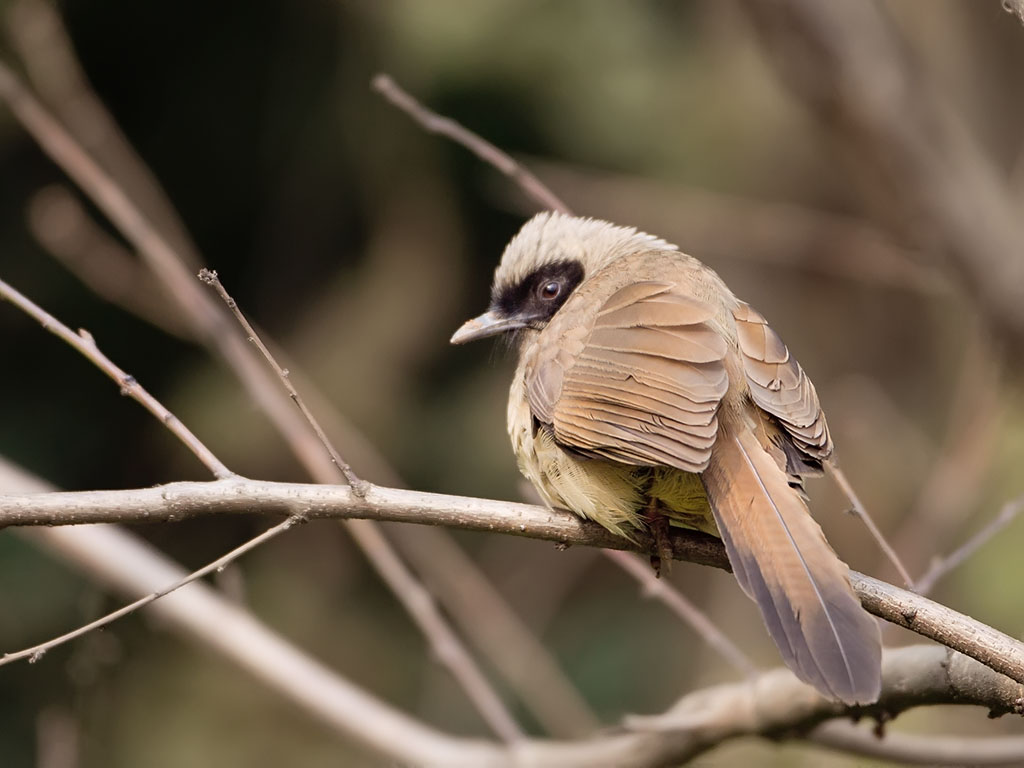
xmin=197 ymin=274 xmax=522 ymax=740
xmin=35 ymin=707 xmax=78 ymax=768
xmin=825 ymin=462 xmax=913 ymax=588
xmin=372 ymin=74 xmax=571 ymax=215
xmin=198 ymin=268 xmax=366 ymax=496
xmin=394 ymin=526 xmax=601 ymax=737
xmin=0 ymin=57 xmax=337 ymax=482
xmin=0 ymin=276 xmax=232 ymax=479
xmin=523 ymin=160 xmax=947 ymax=294
xmin=915 ymin=496 xmax=1024 ymax=596
xmin=373 ymin=76 xmax=763 ymax=705
xmin=6 ymin=461 xmax=1023 ymax=766
xmin=738 ymin=0 xmax=1024 ymax=346
xmin=27 ymin=185 xmax=191 ymax=338
xmin=344 ymin=519 xmax=524 ymax=742
xmin=1 ymin=515 xmax=303 ymax=667
xmin=5 ymin=479 xmax=1024 ymax=688
xmin=195 ymin=271 xmax=521 ymax=741
xmin=215 ymin=347 xmax=598 ymax=739
xmin=0 ymin=58 xmax=522 ymax=742
xmin=602 ymin=550 xmax=758 ymax=677
xmin=888 ymin=323 xmax=1001 ymax=586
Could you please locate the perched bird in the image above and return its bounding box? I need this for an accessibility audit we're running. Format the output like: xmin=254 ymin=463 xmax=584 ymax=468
xmin=451 ymin=212 xmax=882 ymax=704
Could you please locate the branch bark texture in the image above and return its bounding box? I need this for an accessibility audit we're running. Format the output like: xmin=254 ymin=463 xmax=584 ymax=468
xmin=4 ymin=478 xmax=1024 ymax=689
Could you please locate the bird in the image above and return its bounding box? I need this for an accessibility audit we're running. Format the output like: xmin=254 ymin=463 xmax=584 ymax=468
xmin=451 ymin=212 xmax=882 ymax=705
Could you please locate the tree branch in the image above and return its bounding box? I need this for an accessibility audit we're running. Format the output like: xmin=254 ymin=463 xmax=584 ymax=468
xmin=4 ymin=477 xmax=1024 ymax=689
xmin=809 ymin=720 xmax=1024 ymax=766
xmin=623 ymin=645 xmax=1024 ymax=764
xmin=737 ymin=0 xmax=1024 ymax=347
xmin=371 ymin=74 xmax=571 ymax=215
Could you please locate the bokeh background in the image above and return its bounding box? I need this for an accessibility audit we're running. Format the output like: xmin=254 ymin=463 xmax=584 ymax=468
xmin=1 ymin=1 xmax=1023 ymax=766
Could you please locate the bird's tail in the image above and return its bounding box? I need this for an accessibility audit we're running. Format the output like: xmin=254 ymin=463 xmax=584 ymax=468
xmin=702 ymin=421 xmax=881 ymax=704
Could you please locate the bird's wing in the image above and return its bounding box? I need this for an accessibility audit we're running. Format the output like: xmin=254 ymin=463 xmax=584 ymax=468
xmin=526 ymin=280 xmax=729 ymax=473
xmin=732 ymin=302 xmax=832 ymax=465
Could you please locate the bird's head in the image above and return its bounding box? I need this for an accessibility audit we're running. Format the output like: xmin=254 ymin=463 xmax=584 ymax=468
xmin=451 ymin=212 xmax=674 ymax=344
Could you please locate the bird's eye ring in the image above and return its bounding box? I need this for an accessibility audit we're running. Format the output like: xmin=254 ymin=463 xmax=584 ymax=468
xmin=539 ymin=281 xmax=561 ymax=300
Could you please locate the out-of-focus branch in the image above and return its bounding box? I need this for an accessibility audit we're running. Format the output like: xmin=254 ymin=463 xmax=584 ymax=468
xmin=372 ymin=74 xmax=571 ymax=215
xmin=0 ymin=55 xmax=525 ymax=742
xmin=26 ymin=185 xmax=191 ymax=338
xmin=6 ymin=0 xmax=203 ymax=268
xmin=5 ymin=453 xmax=1021 ymax=768
xmin=888 ymin=324 xmax=1002 ymax=586
xmin=915 ymin=496 xmax=1024 ymax=596
xmin=195 ymin=271 xmax=521 ymax=741
xmin=21 ymin=517 xmax=1024 ymax=766
xmin=601 ymin=550 xmax=758 ymax=677
xmin=394 ymin=527 xmax=601 ymax=737
xmin=624 ymin=645 xmax=1024 ymax=764
xmin=240 ymin=342 xmax=600 ymax=739
xmin=523 ymin=161 xmax=947 ymax=294
xmin=0 ymin=57 xmax=335 ymax=480
xmin=826 ymin=462 xmax=913 ymax=587
xmin=5 ymin=478 xmax=1024 ymax=689
xmin=810 ymin=720 xmax=1024 ymax=766
xmin=737 ymin=0 xmax=1024 ymax=346
xmin=0 ymin=459 xmax=502 ymax=768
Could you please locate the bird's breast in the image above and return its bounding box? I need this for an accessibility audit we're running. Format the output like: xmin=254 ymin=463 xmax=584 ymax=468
xmin=507 ymin=361 xmax=716 ymax=538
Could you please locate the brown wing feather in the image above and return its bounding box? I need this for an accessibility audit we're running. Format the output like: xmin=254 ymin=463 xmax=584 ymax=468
xmin=733 ymin=302 xmax=832 ymax=465
xmin=528 ymin=280 xmax=728 ymax=473
xmin=703 ymin=419 xmax=881 ymax=704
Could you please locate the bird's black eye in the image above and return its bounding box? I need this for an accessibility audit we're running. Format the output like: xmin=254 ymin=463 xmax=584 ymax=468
xmin=539 ymin=281 xmax=561 ymax=300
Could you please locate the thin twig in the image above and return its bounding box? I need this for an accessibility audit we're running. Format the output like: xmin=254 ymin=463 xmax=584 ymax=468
xmin=372 ymin=76 xmax=759 ymax=704
xmin=396 ymin=525 xmax=601 ymax=737
xmin=371 ymin=74 xmax=571 ymax=215
xmin=197 ymin=270 xmax=522 ymax=741
xmin=1 ymin=515 xmax=303 ymax=667
xmin=915 ymin=496 xmax=1024 ymax=596
xmin=198 ymin=268 xmax=367 ymax=496
xmin=522 ymin=161 xmax=948 ymax=294
xmin=344 ymin=519 xmax=524 ymax=742
xmin=826 ymin=462 xmax=913 ymax=588
xmin=5 ymin=479 xmax=1024 ymax=687
xmin=0 ymin=57 xmax=337 ymax=481
xmin=886 ymin=323 xmax=1001 ymax=589
xmin=0 ymin=59 xmax=521 ymax=742
xmin=7 ymin=459 xmax=1024 ymax=768
xmin=0 ymin=276 xmax=232 ymax=479
xmin=602 ymin=550 xmax=758 ymax=677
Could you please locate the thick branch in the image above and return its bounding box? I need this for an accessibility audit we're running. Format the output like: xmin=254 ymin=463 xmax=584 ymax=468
xmin=623 ymin=645 xmax=1024 ymax=764
xmin=4 ymin=478 xmax=1024 ymax=688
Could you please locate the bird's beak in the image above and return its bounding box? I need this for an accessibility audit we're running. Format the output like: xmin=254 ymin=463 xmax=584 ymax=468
xmin=450 ymin=310 xmax=525 ymax=344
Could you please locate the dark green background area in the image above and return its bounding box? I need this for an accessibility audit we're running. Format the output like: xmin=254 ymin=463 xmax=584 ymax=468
xmin=1 ymin=1 xmax=1022 ymax=766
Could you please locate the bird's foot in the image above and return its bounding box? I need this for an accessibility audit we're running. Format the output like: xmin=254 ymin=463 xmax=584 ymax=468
xmin=645 ymin=502 xmax=673 ymax=577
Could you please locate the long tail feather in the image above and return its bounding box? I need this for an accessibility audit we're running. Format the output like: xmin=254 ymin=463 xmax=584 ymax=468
xmin=703 ymin=423 xmax=881 ymax=704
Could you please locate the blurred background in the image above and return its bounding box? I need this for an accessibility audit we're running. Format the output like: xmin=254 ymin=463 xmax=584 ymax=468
xmin=0 ymin=1 xmax=1022 ymax=766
